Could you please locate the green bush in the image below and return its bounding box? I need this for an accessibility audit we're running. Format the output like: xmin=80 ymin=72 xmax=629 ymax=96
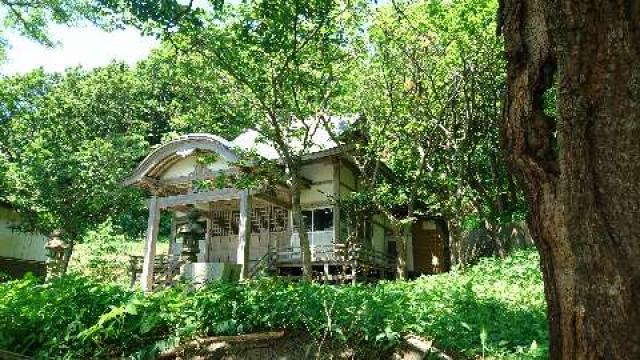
xmin=0 ymin=250 xmax=547 ymax=359
xmin=68 ymin=220 xmax=168 ymax=286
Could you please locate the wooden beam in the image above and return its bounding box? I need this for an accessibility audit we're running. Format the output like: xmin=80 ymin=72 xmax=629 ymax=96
xmin=141 ymin=196 xmax=160 ymax=292
xmin=237 ymin=190 xmax=252 ymax=280
xmin=254 ymin=193 xmax=291 ymax=210
xmin=158 ymin=168 xmax=240 ymax=186
xmin=339 ymin=181 xmax=356 ymax=192
xmin=310 ymin=179 xmax=334 ymax=186
xmin=158 ymin=189 xmax=242 ymax=209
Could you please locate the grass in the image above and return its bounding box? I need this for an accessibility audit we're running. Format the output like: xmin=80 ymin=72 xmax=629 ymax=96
xmin=0 ymin=250 xmax=547 ymax=359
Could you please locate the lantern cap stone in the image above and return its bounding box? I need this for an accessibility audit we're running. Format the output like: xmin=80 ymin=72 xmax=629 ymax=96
xmin=46 ymin=231 xmax=68 ymax=249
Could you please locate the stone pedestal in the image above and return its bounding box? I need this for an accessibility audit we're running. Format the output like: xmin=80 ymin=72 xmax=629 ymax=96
xmin=181 ymin=262 xmax=241 ymax=286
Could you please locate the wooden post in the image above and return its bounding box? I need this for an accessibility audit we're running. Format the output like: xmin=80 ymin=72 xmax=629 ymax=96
xmin=323 ymin=263 xmax=330 ymax=284
xmin=237 ymin=190 xmax=252 ymax=280
xmin=141 ymin=195 xmax=161 ymax=292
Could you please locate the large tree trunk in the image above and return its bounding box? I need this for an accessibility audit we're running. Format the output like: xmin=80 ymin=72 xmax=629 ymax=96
xmin=501 ymin=1 xmax=640 ymax=358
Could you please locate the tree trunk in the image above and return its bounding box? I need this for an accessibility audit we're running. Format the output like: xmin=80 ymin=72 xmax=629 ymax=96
xmin=394 ymin=225 xmax=407 ymax=280
xmin=291 ymin=175 xmax=312 ymax=281
xmin=484 ymin=219 xmax=507 ymax=258
xmin=502 ymin=1 xmax=640 ymax=358
xmin=435 ymin=218 xmax=452 ymax=272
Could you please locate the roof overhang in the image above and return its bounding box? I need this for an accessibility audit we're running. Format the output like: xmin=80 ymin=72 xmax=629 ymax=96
xmin=124 ymin=134 xmax=240 ymax=188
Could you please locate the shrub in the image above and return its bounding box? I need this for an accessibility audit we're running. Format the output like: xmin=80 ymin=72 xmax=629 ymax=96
xmin=68 ymin=220 xmax=168 ymax=286
xmin=0 ymin=274 xmax=132 ymax=358
xmin=0 ymin=250 xmax=547 ymax=359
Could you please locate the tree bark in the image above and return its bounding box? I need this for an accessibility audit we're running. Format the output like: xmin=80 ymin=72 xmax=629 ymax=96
xmin=290 ymin=174 xmax=312 ymax=281
xmin=395 ymin=225 xmax=408 ymax=280
xmin=501 ymin=1 xmax=640 ymax=358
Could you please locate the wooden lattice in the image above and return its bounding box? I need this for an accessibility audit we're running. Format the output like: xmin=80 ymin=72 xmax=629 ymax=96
xmin=209 ymin=205 xmax=289 ymax=236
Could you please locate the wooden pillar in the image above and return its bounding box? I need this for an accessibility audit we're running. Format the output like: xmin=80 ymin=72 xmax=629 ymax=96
xmin=323 ymin=263 xmax=330 ymax=284
xmin=141 ymin=195 xmax=161 ymax=292
xmin=237 ymin=190 xmax=252 ymax=280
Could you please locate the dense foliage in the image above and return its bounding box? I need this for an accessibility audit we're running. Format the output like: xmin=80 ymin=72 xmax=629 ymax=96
xmin=67 ymin=220 xmax=169 ymax=285
xmin=0 ymin=45 xmax=255 ymax=243
xmin=0 ymin=0 xmax=526 ymax=264
xmin=346 ymin=0 xmax=526 ymax=241
xmin=0 ymin=250 xmax=546 ymax=359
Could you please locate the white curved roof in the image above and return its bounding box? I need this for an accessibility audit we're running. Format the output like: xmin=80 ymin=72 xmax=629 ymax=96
xmin=125 ymin=116 xmax=355 ymax=187
xmin=124 ymin=133 xmax=240 ymax=186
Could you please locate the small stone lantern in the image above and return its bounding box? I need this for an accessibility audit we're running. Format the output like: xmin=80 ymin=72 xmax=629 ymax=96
xmin=179 ymin=210 xmax=204 ymax=263
xmin=45 ymin=231 xmax=68 ymax=280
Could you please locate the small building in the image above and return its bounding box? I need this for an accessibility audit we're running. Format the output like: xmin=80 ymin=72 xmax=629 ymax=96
xmin=125 ymin=130 xmax=449 ymax=291
xmin=0 ymin=204 xmax=47 ymax=278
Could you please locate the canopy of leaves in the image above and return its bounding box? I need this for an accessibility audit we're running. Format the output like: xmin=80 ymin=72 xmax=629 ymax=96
xmin=151 ymin=0 xmax=367 ymax=165
xmin=0 ymin=47 xmax=257 ymax=240
xmin=0 ymin=0 xmax=526 ymax=249
xmin=343 ymin=0 xmax=525 ymax=229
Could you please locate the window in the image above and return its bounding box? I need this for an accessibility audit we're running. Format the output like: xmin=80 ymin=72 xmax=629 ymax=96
xmin=386 ymin=230 xmax=397 ymax=258
xmin=302 ymin=210 xmax=313 ymax=232
xmin=388 ymin=241 xmax=397 ymax=259
xmin=314 ymin=208 xmax=334 ymax=231
xmin=303 ymin=208 xmax=334 ymax=232
xmin=299 ymin=207 xmax=334 ymax=247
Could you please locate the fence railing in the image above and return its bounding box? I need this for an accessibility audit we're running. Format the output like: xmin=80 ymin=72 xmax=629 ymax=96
xmin=129 ymin=243 xmax=396 ymax=287
xmin=273 ymin=243 xmax=394 ymax=265
xmin=127 ymin=254 xmax=184 ymax=289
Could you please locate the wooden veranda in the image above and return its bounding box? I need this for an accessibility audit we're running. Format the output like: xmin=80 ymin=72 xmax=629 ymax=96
xmin=129 ymin=242 xmax=396 ymax=289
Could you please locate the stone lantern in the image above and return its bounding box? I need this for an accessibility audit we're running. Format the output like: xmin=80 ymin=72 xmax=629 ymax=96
xmin=179 ymin=210 xmax=204 ymax=263
xmin=45 ymin=231 xmax=68 ymax=280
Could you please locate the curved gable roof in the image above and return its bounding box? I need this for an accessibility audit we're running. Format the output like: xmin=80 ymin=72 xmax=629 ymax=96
xmin=124 ymin=133 xmax=239 ymax=186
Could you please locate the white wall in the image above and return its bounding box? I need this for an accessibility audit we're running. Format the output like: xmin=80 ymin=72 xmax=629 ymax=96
xmin=300 ymin=183 xmax=334 ymax=205
xmin=0 ymin=207 xmax=47 ymax=261
xmin=339 ymin=163 xmax=357 ymax=190
xmin=160 ymin=155 xmax=229 ymax=180
xmin=299 ymin=161 xmax=335 ymax=206
xmin=372 ymin=223 xmax=385 ymax=253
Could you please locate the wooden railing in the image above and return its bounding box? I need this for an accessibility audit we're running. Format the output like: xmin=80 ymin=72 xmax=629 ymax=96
xmin=248 ymin=251 xmax=275 ymax=279
xmin=129 ymin=243 xmax=397 ymax=287
xmin=128 ymin=255 xmax=184 ymax=289
xmin=271 ymin=243 xmax=397 ymax=283
xmin=346 ymin=244 xmax=397 ymax=272
xmin=273 ymin=244 xmax=394 ymax=265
